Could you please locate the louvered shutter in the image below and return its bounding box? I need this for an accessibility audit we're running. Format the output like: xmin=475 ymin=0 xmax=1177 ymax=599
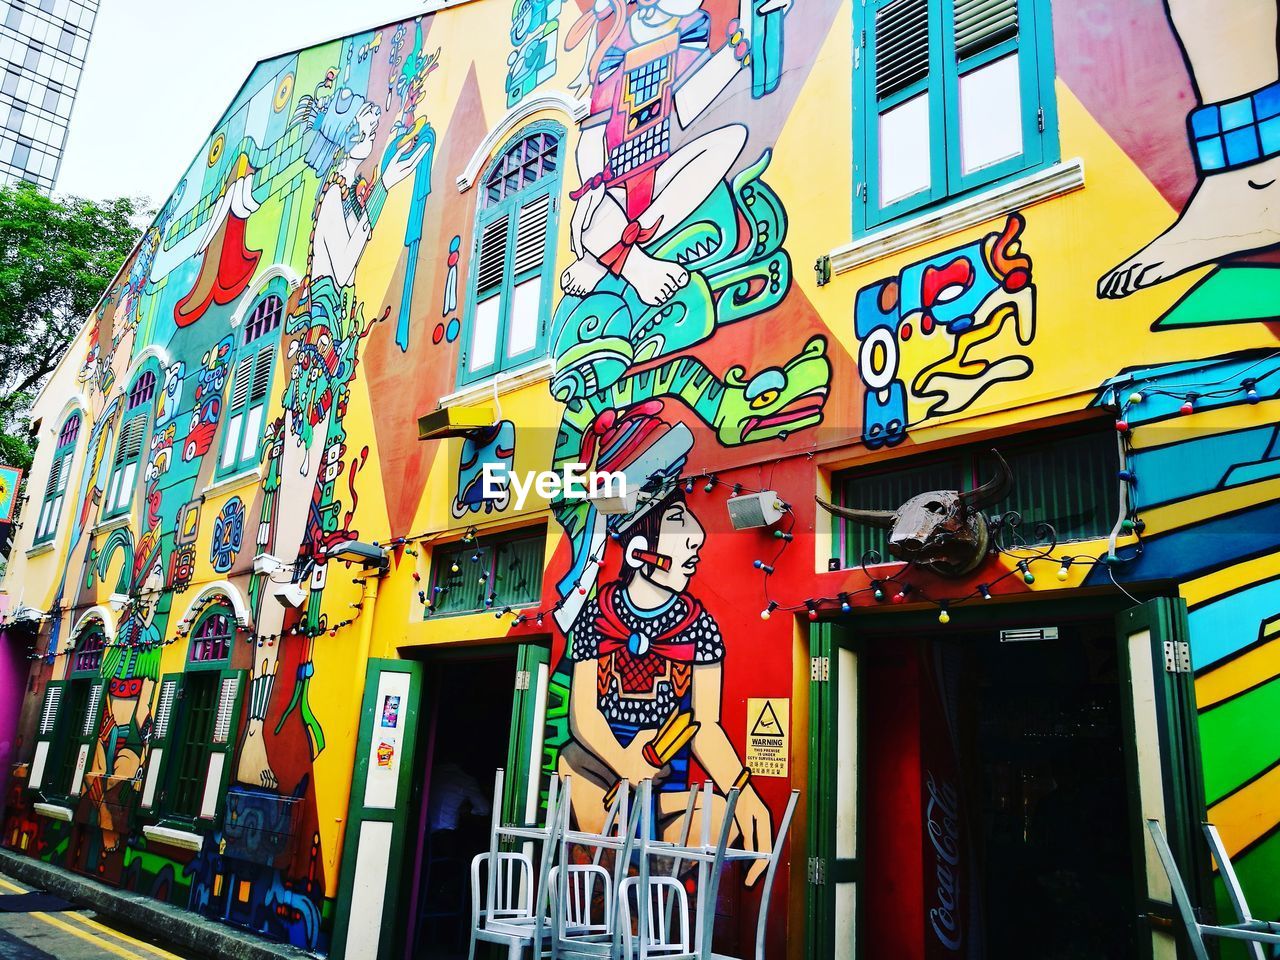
xmin=201 ymin=668 xmax=246 ymax=820
xmin=140 ymin=673 xmax=181 ymax=811
xmin=512 ymin=194 xmax=550 ymax=278
xmin=221 ymin=355 xmax=254 ymax=470
xmin=240 ymin=347 xmax=273 ymax=463
xmin=108 ymin=415 xmax=146 ymax=513
xmin=498 ymin=535 xmax=544 ymax=607
xmin=875 ymin=0 xmax=929 ymax=100
xmin=28 ymin=680 xmax=65 ymax=792
xmin=954 ymin=0 xmax=1018 ymax=60
xmin=68 ymin=680 xmax=106 ymax=796
xmin=475 ymin=215 xmax=510 ymax=296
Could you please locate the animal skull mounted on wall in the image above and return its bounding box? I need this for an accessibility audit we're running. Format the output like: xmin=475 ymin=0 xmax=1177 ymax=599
xmin=817 ymin=450 xmax=1013 ymax=577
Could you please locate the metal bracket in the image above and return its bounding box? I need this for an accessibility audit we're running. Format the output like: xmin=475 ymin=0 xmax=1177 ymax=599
xmin=514 ymin=669 xmax=531 ymax=691
xmin=814 ymin=255 xmax=831 ymax=287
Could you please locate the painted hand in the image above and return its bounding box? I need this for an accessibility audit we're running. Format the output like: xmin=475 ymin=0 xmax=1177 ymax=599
xmin=382 ymin=137 xmax=432 ymax=189
xmin=616 ymin=735 xmax=671 ymax=786
xmin=733 ymin=784 xmax=774 ymax=887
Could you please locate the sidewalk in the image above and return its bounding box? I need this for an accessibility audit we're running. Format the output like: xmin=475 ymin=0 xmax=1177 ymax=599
xmin=0 ymin=849 xmax=316 ymax=960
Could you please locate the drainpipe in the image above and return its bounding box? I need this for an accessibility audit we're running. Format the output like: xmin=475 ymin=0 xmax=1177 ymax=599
xmin=330 ymin=561 xmax=383 ymax=884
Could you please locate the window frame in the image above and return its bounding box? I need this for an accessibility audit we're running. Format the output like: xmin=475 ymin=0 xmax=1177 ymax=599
xmin=33 ymin=411 xmax=80 ymax=544
xmin=46 ymin=624 xmax=105 ymax=800
xmin=103 ymin=368 xmax=157 ymax=519
xmin=832 ymin=422 xmax=1119 ymax=569
xmin=216 ymin=284 xmax=284 ymax=480
xmin=456 ymin=121 xmax=565 ymax=388
xmin=427 ymin=528 xmax=546 ymax=617
xmin=854 ymin=0 xmax=1059 ymax=233
xmin=152 ymin=604 xmax=244 ymax=827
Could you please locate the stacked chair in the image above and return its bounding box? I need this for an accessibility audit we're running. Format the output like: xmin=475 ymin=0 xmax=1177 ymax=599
xmin=468 ymin=768 xmax=799 ymax=960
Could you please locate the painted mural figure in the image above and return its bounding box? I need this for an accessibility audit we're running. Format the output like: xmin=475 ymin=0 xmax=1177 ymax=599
xmin=1098 ymin=0 xmax=1280 ymax=297
xmin=236 ymin=68 xmax=434 ymax=790
xmin=561 ymin=0 xmax=791 ymax=307
xmin=560 ymin=486 xmax=774 ymax=886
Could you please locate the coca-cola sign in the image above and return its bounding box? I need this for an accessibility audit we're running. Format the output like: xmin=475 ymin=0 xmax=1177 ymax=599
xmin=926 ymin=771 xmax=962 ymax=952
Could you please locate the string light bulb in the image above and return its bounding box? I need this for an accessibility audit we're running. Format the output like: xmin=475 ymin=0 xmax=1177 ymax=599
xmin=704 ymin=477 xmax=715 ymax=493
xmin=979 ymin=584 xmax=992 ymax=600
xmin=938 ymin=605 xmax=950 ymax=625
xmin=839 ymin=592 xmax=851 ymax=614
xmin=753 ymin=560 xmax=774 ymax=574
xmin=806 ymin=601 xmax=818 ymax=622
xmin=1018 ymin=560 xmax=1035 ymax=584
xmin=1244 ymin=379 xmax=1260 ymax=404
xmin=760 ymin=601 xmax=778 ymax=620
xmin=1180 ymin=395 xmax=1196 ymax=416
xmin=1057 ymin=559 xmax=1071 ymax=581
xmin=872 ymin=581 xmax=885 ymax=602
xmin=1128 ymin=392 xmax=1143 ymax=405
xmin=451 ymin=561 xmax=460 ymax=573
xmin=1115 ymin=418 xmax=1130 ymax=434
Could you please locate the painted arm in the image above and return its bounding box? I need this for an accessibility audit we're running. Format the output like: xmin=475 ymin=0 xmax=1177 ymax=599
xmin=674 ymin=0 xmax=791 ymax=125
xmin=315 ymin=185 xmax=371 ymax=287
xmin=570 ymin=126 xmax=610 ymax=258
xmin=690 ymin=662 xmax=773 ymax=885
xmin=568 ymin=659 xmax=657 ymax=782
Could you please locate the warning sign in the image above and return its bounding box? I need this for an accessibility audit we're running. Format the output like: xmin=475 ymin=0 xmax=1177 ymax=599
xmin=745 ymin=698 xmax=789 ymax=778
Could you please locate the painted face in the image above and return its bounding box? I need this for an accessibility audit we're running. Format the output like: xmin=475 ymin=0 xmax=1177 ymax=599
xmin=349 ymin=102 xmax=381 ymax=161
xmin=644 ymin=502 xmax=705 ymax=593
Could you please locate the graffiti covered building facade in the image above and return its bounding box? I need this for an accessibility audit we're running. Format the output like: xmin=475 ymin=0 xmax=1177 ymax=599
xmin=1 ymin=0 xmax=1279 ymax=957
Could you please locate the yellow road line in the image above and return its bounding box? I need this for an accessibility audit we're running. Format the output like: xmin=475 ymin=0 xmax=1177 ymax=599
xmin=0 ymin=874 xmax=188 ymax=959
xmin=14 ymin=909 xmax=148 ymax=959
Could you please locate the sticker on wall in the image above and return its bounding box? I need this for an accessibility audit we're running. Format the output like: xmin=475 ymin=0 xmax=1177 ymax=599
xmin=745 ymin=698 xmax=789 ymax=778
xmin=380 ymin=695 xmax=401 ymax=728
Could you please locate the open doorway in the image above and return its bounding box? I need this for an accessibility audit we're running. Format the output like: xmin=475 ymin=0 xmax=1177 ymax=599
xmin=408 ymin=653 xmax=518 ymax=960
xmin=859 ymin=620 xmax=1137 ymax=960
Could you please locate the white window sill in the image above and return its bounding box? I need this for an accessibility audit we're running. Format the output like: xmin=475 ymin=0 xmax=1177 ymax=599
xmin=202 ymin=467 xmax=262 ymax=499
xmin=91 ymin=514 xmax=131 ymax=536
xmin=829 ymin=158 xmax=1086 ymax=275
xmin=142 ymin=824 xmax=205 ymax=851
xmin=33 ymin=802 xmax=72 ymax=822
xmin=25 ymin=542 xmax=55 ymax=559
xmin=441 ymin=359 xmax=555 ymax=409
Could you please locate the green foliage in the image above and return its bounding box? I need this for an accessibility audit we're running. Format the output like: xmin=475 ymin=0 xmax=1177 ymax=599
xmin=0 ymin=181 xmax=145 ymax=472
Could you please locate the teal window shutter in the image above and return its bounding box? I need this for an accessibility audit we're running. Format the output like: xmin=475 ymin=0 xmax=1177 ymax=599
xmin=104 ymin=370 xmax=156 ymax=518
xmin=857 ymin=0 xmax=1057 ymax=232
xmin=218 ymin=292 xmax=282 ymax=478
xmin=458 ymin=125 xmax=563 ymax=386
xmin=33 ymin=412 xmax=80 ymax=544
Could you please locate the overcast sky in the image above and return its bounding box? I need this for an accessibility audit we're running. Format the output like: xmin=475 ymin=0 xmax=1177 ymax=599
xmin=56 ymin=0 xmax=423 ymax=203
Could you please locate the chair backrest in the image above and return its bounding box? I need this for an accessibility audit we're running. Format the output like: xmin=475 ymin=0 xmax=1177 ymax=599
xmin=472 ymin=851 xmax=534 ymax=921
xmin=622 ymin=875 xmax=690 ymax=957
xmin=551 ymin=863 xmax=612 ymax=934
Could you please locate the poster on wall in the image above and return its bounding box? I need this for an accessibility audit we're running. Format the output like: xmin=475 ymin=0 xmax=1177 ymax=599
xmin=0 ymin=466 xmax=23 ymax=524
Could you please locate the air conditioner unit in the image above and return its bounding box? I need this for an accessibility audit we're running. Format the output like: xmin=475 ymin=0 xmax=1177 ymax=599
xmin=726 ymin=490 xmax=786 ymax=530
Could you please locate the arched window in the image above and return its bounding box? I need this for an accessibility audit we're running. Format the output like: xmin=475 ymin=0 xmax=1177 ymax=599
xmin=189 ymin=604 xmax=235 ymax=663
xmin=458 ymin=123 xmax=564 ymax=385
xmin=56 ymin=624 xmax=106 ymax=796
xmin=150 ymin=602 xmax=243 ymax=820
xmin=105 ymin=368 xmax=156 ymax=518
xmin=218 ymin=288 xmax=283 ymax=477
xmin=33 ymin=411 xmax=81 ymax=544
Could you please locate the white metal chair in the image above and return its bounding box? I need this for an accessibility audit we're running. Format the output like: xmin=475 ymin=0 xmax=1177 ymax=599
xmin=549 ymin=863 xmax=614 ymax=942
xmin=1147 ymin=818 xmax=1280 ymax=960
xmin=469 ymin=769 xmax=563 ymax=960
xmin=619 ymin=875 xmax=691 ymax=958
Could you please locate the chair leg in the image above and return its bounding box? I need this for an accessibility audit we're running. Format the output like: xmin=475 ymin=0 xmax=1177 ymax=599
xmin=1204 ymin=823 xmax=1268 ymax=960
xmin=1147 ymin=820 xmax=1212 ymax=960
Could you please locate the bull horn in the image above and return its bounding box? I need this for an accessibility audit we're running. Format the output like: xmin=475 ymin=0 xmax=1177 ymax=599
xmin=959 ymin=449 xmax=1013 ymax=510
xmin=814 ymin=496 xmax=895 ymax=529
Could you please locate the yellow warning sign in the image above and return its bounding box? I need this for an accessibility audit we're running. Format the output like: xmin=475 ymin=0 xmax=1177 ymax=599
xmin=745 ymin=698 xmax=789 ymax=778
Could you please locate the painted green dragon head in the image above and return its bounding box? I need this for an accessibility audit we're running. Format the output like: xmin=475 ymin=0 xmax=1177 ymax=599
xmin=716 ymin=336 xmax=831 ymax=445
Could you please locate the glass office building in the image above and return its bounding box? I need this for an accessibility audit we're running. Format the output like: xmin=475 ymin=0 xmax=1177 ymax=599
xmin=0 ymin=0 xmax=95 ymax=192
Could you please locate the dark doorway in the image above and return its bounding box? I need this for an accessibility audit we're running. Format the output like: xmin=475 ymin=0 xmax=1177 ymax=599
xmin=409 ymin=654 xmax=516 ymax=960
xmin=860 ymin=620 xmax=1137 ymax=960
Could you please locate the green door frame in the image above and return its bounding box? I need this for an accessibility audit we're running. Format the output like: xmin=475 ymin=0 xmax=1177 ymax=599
xmin=331 ymin=658 xmax=425 ymax=960
xmin=805 ymin=593 xmax=1206 ymax=960
xmin=1117 ymin=597 xmax=1209 ymax=960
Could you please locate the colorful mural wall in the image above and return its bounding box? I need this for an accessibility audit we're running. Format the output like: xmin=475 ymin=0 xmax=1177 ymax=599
xmin=1 ymin=0 xmax=1279 ymax=955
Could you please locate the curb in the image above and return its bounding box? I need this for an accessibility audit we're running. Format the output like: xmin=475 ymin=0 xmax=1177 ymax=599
xmin=0 ymin=847 xmax=319 ymax=960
